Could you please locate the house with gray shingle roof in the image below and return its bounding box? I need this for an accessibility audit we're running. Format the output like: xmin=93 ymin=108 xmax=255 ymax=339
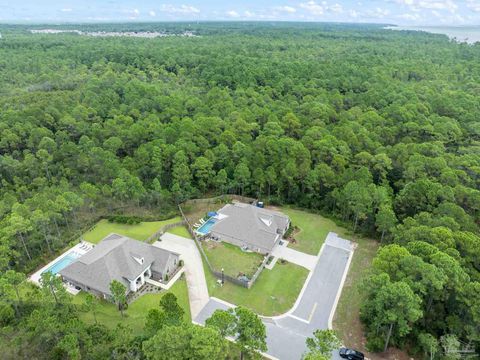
xmin=59 ymin=234 xmax=179 ymax=299
xmin=208 ymin=202 xmax=290 ymax=254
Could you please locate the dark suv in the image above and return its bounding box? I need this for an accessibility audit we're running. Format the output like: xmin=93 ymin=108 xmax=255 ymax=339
xmin=339 ymin=347 xmax=365 ymax=360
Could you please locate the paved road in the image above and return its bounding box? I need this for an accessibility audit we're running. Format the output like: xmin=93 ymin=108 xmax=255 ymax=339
xmin=271 ymin=245 xmax=318 ymax=270
xmin=195 ymin=233 xmax=354 ymax=360
xmin=153 ymin=233 xmax=210 ymax=319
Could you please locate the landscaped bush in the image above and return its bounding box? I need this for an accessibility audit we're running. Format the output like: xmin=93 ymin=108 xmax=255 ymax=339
xmin=266 ymin=256 xmax=274 ymax=265
xmin=284 ymin=224 xmax=294 ymax=238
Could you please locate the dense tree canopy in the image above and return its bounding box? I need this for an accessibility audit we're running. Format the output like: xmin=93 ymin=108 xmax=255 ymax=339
xmin=0 ymin=22 xmax=479 ymax=357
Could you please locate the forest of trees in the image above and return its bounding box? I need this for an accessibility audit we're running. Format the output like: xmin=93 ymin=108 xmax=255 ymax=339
xmin=0 ymin=22 xmax=479 ymax=358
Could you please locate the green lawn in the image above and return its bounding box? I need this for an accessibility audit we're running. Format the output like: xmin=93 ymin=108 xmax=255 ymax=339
xmin=82 ymin=217 xmax=182 ymax=244
xmin=202 ymin=241 xmax=264 ymax=278
xmin=282 ymin=207 xmax=351 ymax=255
xmin=166 ymin=225 xmax=192 ymax=238
xmin=207 ymin=260 xmax=308 ymax=316
xmin=71 ymin=277 xmax=190 ymax=333
xmin=166 ymin=225 xmax=308 ymax=316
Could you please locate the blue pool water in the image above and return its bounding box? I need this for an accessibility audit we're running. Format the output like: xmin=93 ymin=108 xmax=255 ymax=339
xmin=196 ymin=218 xmax=216 ymax=235
xmin=42 ymin=252 xmax=80 ymax=275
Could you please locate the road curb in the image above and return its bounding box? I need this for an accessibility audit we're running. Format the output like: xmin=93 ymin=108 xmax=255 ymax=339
xmin=327 ymin=242 xmax=355 ymax=329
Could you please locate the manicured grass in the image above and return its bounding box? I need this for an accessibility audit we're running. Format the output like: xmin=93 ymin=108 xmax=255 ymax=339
xmin=202 ymin=241 xmax=264 ymax=278
xmin=166 ymin=225 xmax=308 ymax=315
xmin=282 ymin=207 xmax=351 ymax=255
xmin=166 ymin=225 xmax=192 ymax=238
xmin=72 ymin=277 xmax=190 ymax=333
xmin=169 ymin=206 xmax=380 ymax=355
xmin=82 ymin=217 xmax=182 ymax=244
xmin=206 ymin=260 xmax=308 ymax=316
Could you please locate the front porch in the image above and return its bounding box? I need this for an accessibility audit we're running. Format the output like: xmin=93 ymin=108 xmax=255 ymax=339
xmin=129 ymin=267 xmax=152 ymax=292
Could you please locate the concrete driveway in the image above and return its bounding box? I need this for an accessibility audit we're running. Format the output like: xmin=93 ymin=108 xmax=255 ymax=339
xmin=153 ymin=233 xmax=209 ymax=319
xmin=194 ymin=232 xmax=354 ymax=360
xmin=271 ymin=244 xmax=318 ymax=270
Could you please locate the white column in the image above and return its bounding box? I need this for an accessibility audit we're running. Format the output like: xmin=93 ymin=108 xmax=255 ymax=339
xmin=130 ymin=279 xmax=137 ymax=292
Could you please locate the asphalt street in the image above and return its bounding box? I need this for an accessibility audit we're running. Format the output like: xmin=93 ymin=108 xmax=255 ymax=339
xmin=194 ymin=233 xmax=354 ymax=360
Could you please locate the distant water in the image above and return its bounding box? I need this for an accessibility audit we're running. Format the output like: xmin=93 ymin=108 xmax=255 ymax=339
xmin=385 ymin=25 xmax=480 ymax=44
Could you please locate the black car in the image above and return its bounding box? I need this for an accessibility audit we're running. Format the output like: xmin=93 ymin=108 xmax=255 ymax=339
xmin=339 ymin=347 xmax=365 ymax=360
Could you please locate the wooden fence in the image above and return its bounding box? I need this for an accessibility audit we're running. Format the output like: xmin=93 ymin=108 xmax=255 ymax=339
xmin=182 ymin=194 xmax=257 ymax=207
xmin=178 ymin=196 xmax=265 ymax=289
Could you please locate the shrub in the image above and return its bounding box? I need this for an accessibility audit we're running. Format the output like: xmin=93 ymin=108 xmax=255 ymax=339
xmin=284 ymin=224 xmax=294 ymax=238
xmin=365 ymin=335 xmax=384 ymax=352
xmin=0 ymin=304 xmax=15 ymax=326
xmin=107 ymin=215 xmax=142 ymax=224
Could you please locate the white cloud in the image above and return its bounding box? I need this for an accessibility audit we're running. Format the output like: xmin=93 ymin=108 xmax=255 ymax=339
xmin=160 ymin=4 xmax=200 ymax=14
xmin=418 ymin=0 xmax=457 ymax=13
xmin=149 ymin=10 xmax=156 ymax=17
xmin=394 ymin=0 xmax=458 ymax=13
xmin=398 ymin=12 xmax=421 ymax=20
xmin=299 ymin=1 xmax=343 ymax=16
xmin=127 ymin=8 xmax=140 ymax=19
xmin=300 ymin=1 xmax=324 ymax=15
xmin=60 ymin=8 xmax=72 ymax=12
xmin=226 ymin=10 xmax=240 ymax=17
xmin=364 ymin=7 xmax=391 ymax=18
xmin=466 ymin=0 xmax=480 ymax=12
xmin=244 ymin=10 xmax=255 ymax=17
xmin=328 ymin=3 xmax=344 ymax=13
xmin=275 ymin=5 xmax=297 ymax=13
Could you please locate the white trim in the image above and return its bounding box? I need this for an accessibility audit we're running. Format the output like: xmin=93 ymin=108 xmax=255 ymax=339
xmin=145 ymin=267 xmax=185 ymax=290
xmin=327 ymin=244 xmax=354 ymax=329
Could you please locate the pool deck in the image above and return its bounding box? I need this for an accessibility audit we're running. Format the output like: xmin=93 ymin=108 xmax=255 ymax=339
xmin=29 ymin=241 xmax=94 ymax=289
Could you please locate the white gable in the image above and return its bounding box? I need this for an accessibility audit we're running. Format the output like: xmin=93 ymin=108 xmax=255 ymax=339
xmin=260 ymin=216 xmax=272 ymax=227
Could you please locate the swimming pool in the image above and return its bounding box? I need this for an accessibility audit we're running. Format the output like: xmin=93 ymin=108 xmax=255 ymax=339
xmin=42 ymin=252 xmax=81 ymax=275
xmin=196 ymin=218 xmax=217 ymax=235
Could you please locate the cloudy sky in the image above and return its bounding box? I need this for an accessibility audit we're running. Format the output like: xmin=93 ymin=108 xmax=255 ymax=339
xmin=1 ymin=0 xmax=480 ymax=25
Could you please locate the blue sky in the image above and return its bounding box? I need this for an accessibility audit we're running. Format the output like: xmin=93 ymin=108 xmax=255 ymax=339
xmin=1 ymin=0 xmax=480 ymax=25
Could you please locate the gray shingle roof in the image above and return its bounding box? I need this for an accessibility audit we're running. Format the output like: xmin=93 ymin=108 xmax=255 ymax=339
xmin=60 ymin=234 xmax=178 ymax=295
xmin=210 ymin=203 xmax=290 ymax=252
